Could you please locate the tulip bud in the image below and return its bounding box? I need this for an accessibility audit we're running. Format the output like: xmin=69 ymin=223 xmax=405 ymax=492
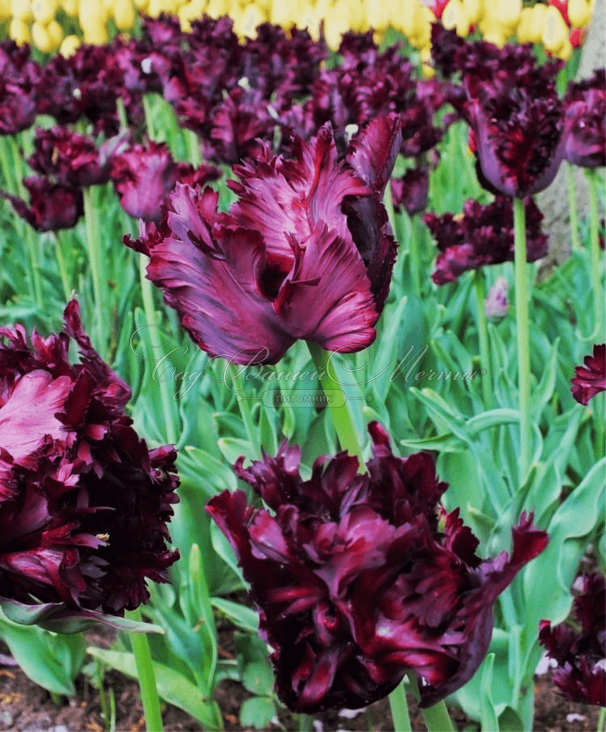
xmin=47 ymin=17 xmax=63 ymax=46
xmin=9 ymin=17 xmax=31 ymax=44
xmin=60 ymin=33 xmax=80 ymax=57
xmin=557 ymin=37 xmax=574 ymax=60
xmin=11 ymin=0 xmax=33 ymax=21
xmin=323 ymin=0 xmax=352 ymax=50
xmin=0 ymin=0 xmax=10 ymax=20
xmin=479 ymin=14 xmax=507 ymax=46
xmin=463 ymin=0 xmax=483 ymax=25
xmin=443 ymin=0 xmax=471 ymax=37
xmin=348 ymin=0 xmax=367 ymax=32
xmin=485 ymin=277 xmax=509 ymax=319
xmin=32 ymin=0 xmax=59 ymax=24
xmin=232 ymin=2 xmax=264 ymax=39
xmin=133 ymin=0 xmax=149 ymax=10
xmin=207 ymin=0 xmax=229 ymax=19
xmin=32 ymin=20 xmax=53 ymax=51
xmin=365 ymin=0 xmax=391 ymax=32
xmin=516 ymin=7 xmax=533 ymax=43
xmin=568 ymin=0 xmax=592 ymax=27
xmin=525 ymin=2 xmax=549 ymax=43
xmin=114 ymin=0 xmax=136 ymax=30
xmin=495 ymin=0 xmax=521 ymax=29
xmin=543 ymin=5 xmax=569 ymax=53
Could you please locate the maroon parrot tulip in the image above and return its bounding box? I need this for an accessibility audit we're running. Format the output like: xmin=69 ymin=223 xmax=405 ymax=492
xmin=1 ymin=177 xmax=83 ymax=232
xmin=564 ymin=69 xmax=606 ymax=169
xmin=207 ymin=422 xmax=548 ymax=713
xmin=0 ymin=301 xmax=179 ymax=632
xmin=125 ymin=116 xmax=402 ymax=365
xmin=571 ymin=344 xmax=606 ymax=405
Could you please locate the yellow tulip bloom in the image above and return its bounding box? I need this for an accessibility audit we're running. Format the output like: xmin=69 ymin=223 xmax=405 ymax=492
xmin=11 ymin=0 xmax=33 ymax=22
xmin=9 ymin=17 xmax=31 ymax=44
xmin=114 ymin=0 xmax=137 ymax=30
xmin=60 ymin=33 xmax=81 ymax=56
xmin=542 ymin=5 xmax=568 ymax=53
xmin=568 ymin=0 xmax=592 ymax=28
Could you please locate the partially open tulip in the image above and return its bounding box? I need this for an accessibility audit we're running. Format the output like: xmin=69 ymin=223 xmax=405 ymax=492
xmin=1 ymin=176 xmax=83 ymax=231
xmin=564 ymin=69 xmax=606 ymax=169
xmin=570 ymin=344 xmax=606 ymax=405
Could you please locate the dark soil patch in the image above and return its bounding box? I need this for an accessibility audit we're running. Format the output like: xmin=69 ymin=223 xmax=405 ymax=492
xmin=0 ymin=636 xmax=601 ymax=731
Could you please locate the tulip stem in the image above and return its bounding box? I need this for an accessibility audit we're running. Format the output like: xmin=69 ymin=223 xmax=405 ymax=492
xmin=229 ymin=365 xmax=260 ymax=456
xmin=513 ymin=197 xmax=532 ymax=483
xmin=588 ymin=171 xmax=604 ymax=342
xmin=408 ymin=214 xmax=422 ymax=297
xmin=139 ymin=255 xmax=179 ymax=446
xmin=388 ymin=680 xmax=412 ymax=732
xmin=598 ymin=705 xmax=605 ymax=732
xmin=83 ymin=187 xmax=108 ymax=355
xmin=307 ymin=342 xmax=365 ymax=468
xmin=567 ymin=164 xmax=580 ymax=250
xmin=52 ymin=231 xmax=72 ymax=301
xmin=126 ymin=608 xmax=163 ymax=732
xmin=473 ymin=271 xmax=492 ymax=409
xmin=297 ymin=713 xmax=313 ymax=732
xmin=185 ymin=130 xmax=203 ymax=168
xmin=408 ymin=673 xmax=456 ymax=732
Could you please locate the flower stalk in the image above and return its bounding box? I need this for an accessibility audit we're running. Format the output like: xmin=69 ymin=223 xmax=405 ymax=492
xmin=513 ymin=196 xmax=532 ymax=482
xmin=127 ymin=608 xmax=164 ymax=732
xmin=83 ymin=187 xmax=108 ymax=355
xmin=588 ymin=171 xmax=604 ymax=342
xmin=307 ymin=342 xmax=364 ymax=467
xmin=567 ymin=164 xmax=580 ymax=250
xmin=409 ymin=673 xmax=456 ymax=732
xmin=388 ymin=681 xmax=413 ymax=732
xmin=473 ymin=270 xmax=492 ymax=408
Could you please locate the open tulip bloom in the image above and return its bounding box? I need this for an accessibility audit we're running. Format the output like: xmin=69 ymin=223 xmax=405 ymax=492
xmin=207 ymin=423 xmax=548 ymax=713
xmin=126 ymin=115 xmax=402 ymax=364
xmin=0 ymin=301 xmax=179 ymax=632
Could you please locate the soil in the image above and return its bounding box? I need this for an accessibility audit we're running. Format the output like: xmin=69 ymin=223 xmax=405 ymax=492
xmin=0 ymin=631 xmax=601 ymax=732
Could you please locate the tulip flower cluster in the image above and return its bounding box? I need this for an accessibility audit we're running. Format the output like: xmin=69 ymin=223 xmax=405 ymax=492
xmin=207 ymin=423 xmax=548 ymax=712
xmin=3 ymin=0 xmax=594 ymax=60
xmin=0 ymin=300 xmax=180 ymax=631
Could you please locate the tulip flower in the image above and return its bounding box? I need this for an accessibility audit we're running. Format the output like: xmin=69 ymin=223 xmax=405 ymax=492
xmin=390 ymin=168 xmax=429 ymax=216
xmin=424 ymin=196 xmax=549 ymax=285
xmin=27 ymin=127 xmax=117 ymax=188
xmin=539 ymin=573 xmax=606 ymax=706
xmin=431 ymin=26 xmax=568 ymax=198
xmin=0 ymin=300 xmax=179 ymax=632
xmin=485 ymin=276 xmax=509 ymax=319
xmin=570 ymin=344 xmax=606 ymax=406
xmin=125 ymin=116 xmax=402 ymax=365
xmin=207 ymin=422 xmax=548 ymax=712
xmin=0 ymin=176 xmax=83 ymax=232
xmin=564 ymin=69 xmax=606 ymax=169
xmin=0 ymin=40 xmax=40 ymax=135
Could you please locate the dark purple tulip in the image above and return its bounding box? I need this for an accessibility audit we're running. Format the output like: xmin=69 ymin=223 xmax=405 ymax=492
xmin=27 ymin=127 xmax=117 ymax=188
xmin=570 ymin=344 xmax=606 ymax=406
xmin=125 ymin=116 xmax=401 ymax=365
xmin=539 ymin=573 xmax=606 ymax=706
xmin=391 ymin=169 xmax=429 ymax=216
xmin=1 ymin=177 xmax=83 ymax=232
xmin=110 ymin=141 xmax=180 ymax=222
xmin=207 ymin=422 xmax=548 ymax=713
xmin=564 ymin=69 xmax=606 ymax=169
xmin=424 ymin=196 xmax=549 ymax=285
xmin=0 ymin=300 xmax=179 ymax=632
xmin=431 ymin=26 xmax=568 ymax=198
xmin=0 ymin=41 xmax=40 ymax=135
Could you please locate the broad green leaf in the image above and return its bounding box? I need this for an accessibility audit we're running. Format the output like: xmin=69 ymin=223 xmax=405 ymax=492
xmin=239 ymin=696 xmax=276 ymax=729
xmin=242 ymin=661 xmax=275 ymax=697
xmin=466 ymin=409 xmax=520 ymax=436
xmin=212 ymin=598 xmax=258 ymax=633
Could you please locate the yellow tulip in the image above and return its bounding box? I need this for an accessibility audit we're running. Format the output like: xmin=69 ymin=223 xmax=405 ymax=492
xmin=9 ymin=17 xmax=31 ymax=43
xmin=323 ymin=0 xmax=353 ymax=50
xmin=348 ymin=0 xmax=366 ymax=32
xmin=47 ymin=17 xmax=63 ymax=44
xmin=207 ymin=0 xmax=228 ymax=19
xmin=516 ymin=7 xmax=533 ymax=43
xmin=133 ymin=0 xmax=149 ymax=10
xmin=442 ymin=0 xmax=471 ymax=37
xmin=32 ymin=0 xmax=58 ymax=24
xmin=410 ymin=5 xmax=434 ymax=48
xmin=11 ymin=0 xmax=33 ymax=22
xmin=556 ymin=38 xmax=573 ymax=61
xmin=526 ymin=1 xmax=548 ymax=43
xmin=178 ymin=0 xmax=207 ymax=31
xmin=462 ymin=0 xmax=483 ymax=26
xmin=269 ymin=0 xmax=300 ymax=29
xmin=364 ymin=0 xmax=391 ymax=32
xmin=32 ymin=20 xmax=53 ymax=52
xmin=59 ymin=0 xmax=78 ymax=16
xmin=60 ymin=33 xmax=81 ymax=56
xmin=494 ymin=0 xmax=521 ymax=30
xmin=420 ymin=45 xmax=435 ymax=79
xmin=232 ymin=2 xmax=265 ymax=39
xmin=543 ymin=5 xmax=568 ymax=53
xmin=0 ymin=0 xmax=11 ymax=21
xmin=114 ymin=0 xmax=137 ymax=30
xmin=568 ymin=0 xmax=592 ymax=27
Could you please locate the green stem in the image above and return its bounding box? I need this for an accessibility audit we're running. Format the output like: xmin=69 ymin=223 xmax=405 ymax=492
xmin=126 ymin=608 xmax=163 ymax=732
xmin=139 ymin=255 xmax=178 ymax=446
xmin=513 ymin=197 xmax=532 ymax=482
xmin=388 ymin=680 xmax=412 ymax=732
xmin=83 ymin=187 xmax=108 ymax=354
xmin=307 ymin=342 xmax=365 ymax=467
xmin=143 ymin=95 xmax=155 ymax=140
xmin=0 ymin=137 xmax=14 ymax=192
xmin=53 ymin=231 xmax=72 ymax=300
xmin=297 ymin=713 xmax=313 ymax=732
xmin=588 ymin=171 xmax=604 ymax=342
xmin=409 ymin=214 xmax=422 ymax=297
xmin=567 ymin=164 xmax=580 ymax=251
xmin=229 ymin=364 xmax=260 ymax=456
xmin=473 ymin=270 xmax=492 ymax=409
xmin=409 ymin=673 xmax=455 ymax=732
xmin=598 ymin=705 xmax=606 ymax=732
